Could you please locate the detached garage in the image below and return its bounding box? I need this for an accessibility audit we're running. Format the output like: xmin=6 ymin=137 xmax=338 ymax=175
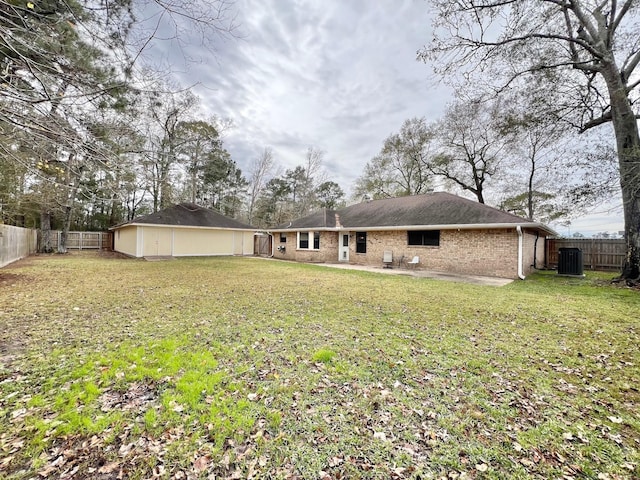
xmin=111 ymin=203 xmax=255 ymax=258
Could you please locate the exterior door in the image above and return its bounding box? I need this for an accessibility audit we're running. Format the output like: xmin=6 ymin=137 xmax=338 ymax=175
xmin=339 ymin=232 xmax=350 ymax=262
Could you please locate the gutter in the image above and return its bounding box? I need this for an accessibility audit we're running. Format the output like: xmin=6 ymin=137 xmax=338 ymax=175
xmin=271 ymin=222 xmax=557 ymax=236
xmin=110 ymin=222 xmax=254 ymax=232
xmin=516 ymin=225 xmax=525 ymax=280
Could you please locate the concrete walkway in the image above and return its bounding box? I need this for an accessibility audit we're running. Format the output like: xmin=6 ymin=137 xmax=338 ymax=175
xmin=254 ymin=257 xmax=513 ymax=287
xmin=314 ymin=262 xmax=513 ymax=286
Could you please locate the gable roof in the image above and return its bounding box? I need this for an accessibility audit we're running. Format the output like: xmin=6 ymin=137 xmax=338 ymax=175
xmin=112 ymin=203 xmax=255 ymax=230
xmin=275 ymin=193 xmax=556 ymax=234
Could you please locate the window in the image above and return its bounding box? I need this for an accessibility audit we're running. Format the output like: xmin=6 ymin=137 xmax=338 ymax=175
xmin=280 ymin=233 xmax=286 ymax=243
xmin=299 ymin=232 xmax=309 ymax=249
xmin=356 ymin=232 xmax=367 ymax=253
xmin=408 ymin=230 xmax=440 ymax=247
xmin=297 ymin=231 xmax=320 ymax=250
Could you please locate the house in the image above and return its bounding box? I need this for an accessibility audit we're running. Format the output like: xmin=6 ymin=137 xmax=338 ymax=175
xmin=111 ymin=203 xmax=255 ymax=258
xmin=268 ymin=193 xmax=556 ymax=279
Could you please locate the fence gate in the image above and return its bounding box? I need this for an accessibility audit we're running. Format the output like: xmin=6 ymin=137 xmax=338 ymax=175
xmin=254 ymin=234 xmax=272 ymax=256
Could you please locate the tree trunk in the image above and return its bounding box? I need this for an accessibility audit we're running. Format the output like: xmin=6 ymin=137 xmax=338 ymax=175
xmin=40 ymin=209 xmax=53 ymax=253
xmin=58 ymin=204 xmax=73 ymax=254
xmin=603 ymin=66 xmax=640 ymax=281
xmin=58 ymin=153 xmax=79 ymax=254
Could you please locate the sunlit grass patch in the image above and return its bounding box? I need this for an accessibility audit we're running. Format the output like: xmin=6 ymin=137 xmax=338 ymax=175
xmin=311 ymin=348 xmax=337 ymax=363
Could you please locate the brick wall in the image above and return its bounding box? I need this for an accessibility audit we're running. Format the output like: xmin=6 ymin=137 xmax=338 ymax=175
xmin=272 ymin=228 xmax=546 ymax=279
xmin=273 ymin=231 xmax=339 ymax=263
xmin=349 ymin=229 xmax=520 ymax=278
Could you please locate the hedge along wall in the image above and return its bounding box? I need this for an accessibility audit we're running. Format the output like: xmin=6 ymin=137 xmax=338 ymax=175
xmin=0 ymin=225 xmax=38 ymax=268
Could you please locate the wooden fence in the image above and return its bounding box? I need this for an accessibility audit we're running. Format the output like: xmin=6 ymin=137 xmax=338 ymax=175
xmin=546 ymin=238 xmax=626 ymax=271
xmin=48 ymin=231 xmax=112 ymax=250
xmin=1 ymin=225 xmax=38 ymax=268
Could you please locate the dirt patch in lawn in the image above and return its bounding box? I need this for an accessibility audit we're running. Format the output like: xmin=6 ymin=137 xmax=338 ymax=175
xmin=0 ymin=272 xmax=25 ymax=287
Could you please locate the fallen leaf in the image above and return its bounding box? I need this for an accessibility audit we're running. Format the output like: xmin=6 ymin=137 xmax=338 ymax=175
xmin=194 ymin=456 xmax=209 ymax=472
xmin=373 ymin=431 xmax=387 ymax=441
xmin=475 ymin=463 xmax=489 ymax=472
xmin=98 ymin=462 xmax=119 ymax=474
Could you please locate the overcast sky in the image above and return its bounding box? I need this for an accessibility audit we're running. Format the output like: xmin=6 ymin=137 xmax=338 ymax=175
xmin=171 ymin=0 xmax=448 ymax=189
xmin=161 ymin=0 xmax=623 ymax=236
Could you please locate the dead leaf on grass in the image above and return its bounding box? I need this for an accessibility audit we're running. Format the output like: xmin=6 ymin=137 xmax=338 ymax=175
xmin=97 ymin=462 xmax=119 ymax=474
xmin=193 ymin=455 xmax=210 ymax=472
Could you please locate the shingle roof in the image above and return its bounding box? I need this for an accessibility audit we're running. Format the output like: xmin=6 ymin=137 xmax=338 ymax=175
xmin=117 ymin=203 xmax=255 ymax=230
xmin=276 ymin=193 xmax=554 ymax=232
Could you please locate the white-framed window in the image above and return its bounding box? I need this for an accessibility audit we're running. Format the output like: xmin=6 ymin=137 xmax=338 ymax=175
xmin=297 ymin=231 xmax=320 ymax=250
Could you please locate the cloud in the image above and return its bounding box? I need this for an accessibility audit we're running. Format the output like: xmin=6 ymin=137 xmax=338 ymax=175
xmin=173 ymin=0 xmax=450 ymax=194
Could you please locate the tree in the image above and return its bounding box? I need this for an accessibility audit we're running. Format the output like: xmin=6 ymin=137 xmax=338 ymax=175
xmin=141 ymin=89 xmax=198 ymax=211
xmin=496 ymin=97 xmax=573 ymax=222
xmin=246 ymin=148 xmax=275 ymax=225
xmin=354 ymin=118 xmax=434 ymax=199
xmin=315 ymin=181 xmax=345 ymax=209
xmin=419 ymin=0 xmax=640 ymax=280
xmin=174 ymin=120 xmax=225 ymax=204
xmin=199 ymin=151 xmax=247 ymax=216
xmin=429 ymin=100 xmax=507 ymax=204
xmin=281 ymin=147 xmax=328 ymax=217
xmin=253 ymin=177 xmax=292 ymax=228
xmin=1 ymin=0 xmax=238 ymax=251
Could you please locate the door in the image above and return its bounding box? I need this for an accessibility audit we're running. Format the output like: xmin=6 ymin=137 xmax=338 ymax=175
xmin=339 ymin=232 xmax=350 ymax=262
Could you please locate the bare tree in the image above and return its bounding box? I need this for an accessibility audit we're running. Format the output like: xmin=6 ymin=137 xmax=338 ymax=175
xmin=429 ymin=100 xmax=508 ymax=204
xmin=419 ymin=0 xmax=640 ymax=280
xmin=246 ymin=148 xmax=275 ymax=225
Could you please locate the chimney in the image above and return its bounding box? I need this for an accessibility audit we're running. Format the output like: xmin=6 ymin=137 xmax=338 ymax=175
xmin=335 ymin=213 xmax=342 ymax=228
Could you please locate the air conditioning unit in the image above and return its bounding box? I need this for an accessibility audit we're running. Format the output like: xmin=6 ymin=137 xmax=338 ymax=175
xmin=558 ymin=248 xmax=584 ymax=276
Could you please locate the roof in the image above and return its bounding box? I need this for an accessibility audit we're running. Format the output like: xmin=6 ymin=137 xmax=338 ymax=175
xmin=275 ymin=192 xmax=556 ymax=234
xmin=112 ymin=203 xmax=255 ymax=230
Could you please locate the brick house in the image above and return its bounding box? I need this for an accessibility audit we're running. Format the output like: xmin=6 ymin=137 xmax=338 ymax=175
xmin=268 ymin=193 xmax=556 ymax=279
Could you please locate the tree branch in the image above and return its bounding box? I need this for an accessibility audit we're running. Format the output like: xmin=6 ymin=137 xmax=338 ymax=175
xmin=611 ymin=0 xmax=634 ymax=35
xmin=627 ymin=77 xmax=640 ymax=95
xmin=464 ymin=31 xmax=605 ymax=60
xmin=580 ymin=111 xmax=640 ymax=132
xmin=622 ymin=49 xmax=640 ymax=82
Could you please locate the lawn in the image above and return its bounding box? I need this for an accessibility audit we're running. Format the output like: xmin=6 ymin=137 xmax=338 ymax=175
xmin=0 ymin=253 xmax=638 ymax=479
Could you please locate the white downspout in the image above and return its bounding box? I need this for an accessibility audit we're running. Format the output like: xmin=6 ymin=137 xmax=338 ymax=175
xmin=516 ymin=226 xmax=525 ymax=280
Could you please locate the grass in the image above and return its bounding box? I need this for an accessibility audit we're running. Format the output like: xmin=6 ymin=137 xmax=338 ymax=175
xmin=0 ymin=253 xmax=638 ymax=479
